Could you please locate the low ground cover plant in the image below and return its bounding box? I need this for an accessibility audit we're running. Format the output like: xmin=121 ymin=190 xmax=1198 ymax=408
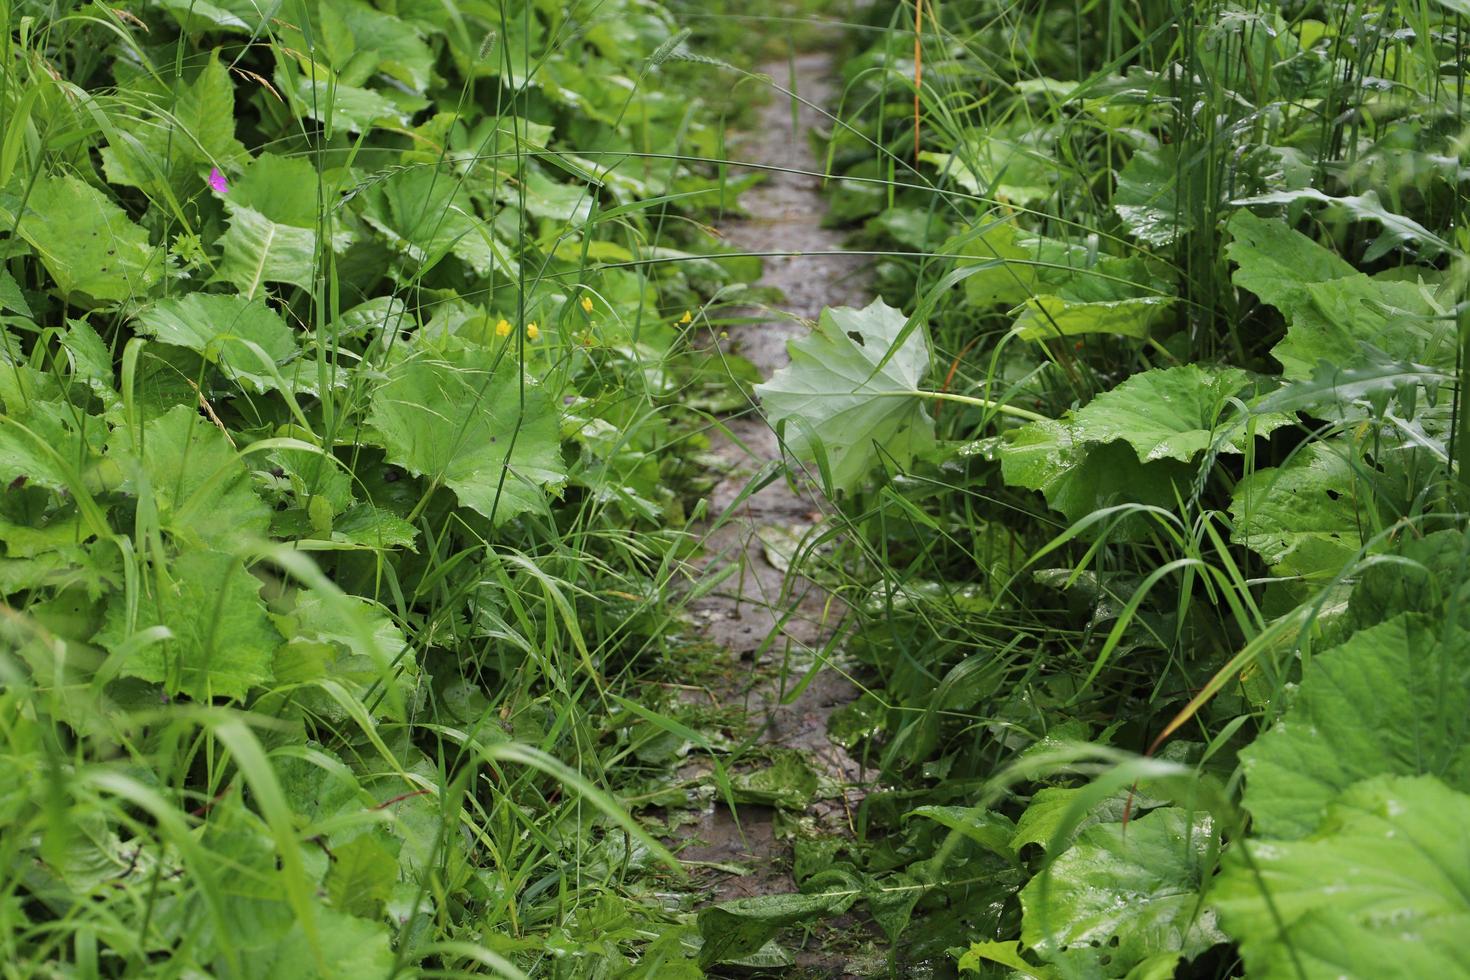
xmin=0 ymin=0 xmax=780 ymax=973
xmin=742 ymin=0 xmax=1469 ymax=974
xmin=2 ymin=0 xmax=1467 ymax=976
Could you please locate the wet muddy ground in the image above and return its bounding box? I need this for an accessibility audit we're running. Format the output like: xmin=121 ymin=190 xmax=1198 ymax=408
xmin=671 ymin=50 xmax=879 ymax=973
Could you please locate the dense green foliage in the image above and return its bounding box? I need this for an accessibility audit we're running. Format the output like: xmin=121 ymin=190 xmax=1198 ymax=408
xmin=0 ymin=0 xmax=780 ymax=974
xmin=2 ymin=0 xmax=1468 ymax=976
xmin=746 ymin=0 xmax=1469 ymax=974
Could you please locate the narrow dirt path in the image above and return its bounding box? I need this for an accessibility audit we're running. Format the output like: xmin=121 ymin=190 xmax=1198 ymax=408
xmin=673 ymin=50 xmax=874 ymax=966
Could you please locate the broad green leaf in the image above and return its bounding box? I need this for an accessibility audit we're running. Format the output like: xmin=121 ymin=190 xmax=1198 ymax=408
xmin=326 ymin=834 xmax=396 ymax=918
xmin=5 ymin=176 xmax=160 ymax=305
xmin=957 ymin=941 xmax=1053 ymax=977
xmin=1011 ymin=787 xmax=1136 ymax=854
xmin=329 ymin=0 xmax=436 ymax=93
xmin=0 ymin=268 xmax=33 ymax=316
xmin=1114 ymin=148 xmax=1189 ymax=247
xmin=1228 ymin=440 xmax=1366 ymax=578
xmin=154 ymin=0 xmax=281 ymax=34
xmin=231 ymin=154 xmax=323 ymax=227
xmin=287 ymin=73 xmax=412 ymax=134
xmin=1020 ymin=807 xmax=1224 ymax=976
xmin=244 ymin=905 xmax=395 ymax=979
xmin=1239 ymin=613 xmax=1470 ymax=838
xmin=953 ymin=220 xmax=1040 ymax=308
xmin=754 ymin=298 xmax=934 ymax=493
xmin=865 ymin=870 xmax=923 ymax=944
xmin=1226 ymin=209 xmax=1355 ymax=294
xmin=332 ymin=503 xmax=418 ymax=551
xmin=171 ymin=53 xmax=250 ymax=169
xmin=697 ymin=890 xmax=857 ymax=967
xmin=1346 ymin=529 xmax=1470 ymax=632
xmin=0 ymin=398 xmax=105 ymax=493
xmin=217 ymin=204 xmax=322 ymax=298
xmin=367 ymin=344 xmax=565 ymax=524
xmin=1214 ymin=775 xmax=1470 ymax=980
xmin=94 ymin=548 xmax=279 ymax=700
xmin=499 ymin=169 xmax=594 ymax=224
xmin=999 ymin=420 xmax=1190 ymax=531
xmin=362 ymin=166 xmax=503 ymax=276
xmin=908 ymin=805 xmax=1017 ymax=860
xmin=1226 ymin=211 xmax=1449 ymax=379
xmin=1012 ymin=295 xmax=1174 ymax=342
xmin=1250 ymin=355 xmax=1447 ymax=421
xmin=730 ymin=752 xmax=818 ymax=809
xmin=61 ymin=319 xmax=114 ymax=396
xmin=97 ymin=53 xmax=246 ymax=198
xmin=272 ymin=591 xmax=417 ymax=722
xmin=1234 ymin=188 xmax=1453 ymax=259
xmin=1053 ymin=254 xmax=1175 ymax=304
xmin=108 ymin=405 xmax=271 ymax=547
xmin=1070 ymin=365 xmax=1290 ymax=462
xmin=133 ymin=293 xmax=299 ymax=393
xmin=921 ymin=128 xmax=1055 ymax=206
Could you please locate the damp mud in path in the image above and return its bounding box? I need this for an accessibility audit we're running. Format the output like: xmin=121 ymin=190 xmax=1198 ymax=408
xmin=672 ymin=48 xmax=878 ymax=971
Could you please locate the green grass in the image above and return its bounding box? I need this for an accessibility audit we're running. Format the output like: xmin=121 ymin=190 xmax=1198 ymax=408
xmin=2 ymin=0 xmax=1468 ymax=976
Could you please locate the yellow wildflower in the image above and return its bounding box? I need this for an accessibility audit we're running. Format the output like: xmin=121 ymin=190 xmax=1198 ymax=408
xmin=581 ymin=295 xmax=594 ymax=314
xmin=526 ymin=322 xmax=540 ymax=341
xmin=495 ymin=318 xmax=512 ymax=338
xmin=678 ymin=310 xmax=693 ymax=325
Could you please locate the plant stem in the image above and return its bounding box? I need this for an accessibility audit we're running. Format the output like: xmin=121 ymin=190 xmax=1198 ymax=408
xmin=907 ymin=389 xmax=1050 ymax=422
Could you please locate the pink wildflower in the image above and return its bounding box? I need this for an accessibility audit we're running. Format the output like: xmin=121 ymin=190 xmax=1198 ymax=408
xmin=208 ymin=167 xmax=229 ymax=194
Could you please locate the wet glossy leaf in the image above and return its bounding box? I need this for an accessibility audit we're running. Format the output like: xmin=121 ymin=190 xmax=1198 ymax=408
xmin=1214 ymin=776 xmax=1470 ymax=980
xmin=1000 ymin=421 xmax=1190 ymax=532
xmin=1070 ymin=365 xmax=1291 ymax=463
xmin=1240 ymin=613 xmax=1470 ymax=839
xmin=957 ymin=940 xmax=1052 ymax=977
xmin=1234 ymin=188 xmax=1452 ymax=258
xmin=1228 ymin=440 xmax=1365 ymax=578
xmin=731 ymin=752 xmax=818 ymax=809
xmin=1114 ymin=148 xmax=1190 ymax=246
xmin=697 ymin=890 xmax=856 ymax=967
xmin=1012 ymin=295 xmax=1174 ymax=342
xmin=1226 ymin=211 xmax=1449 ymax=380
xmin=1020 ymin=807 xmax=1224 ymax=976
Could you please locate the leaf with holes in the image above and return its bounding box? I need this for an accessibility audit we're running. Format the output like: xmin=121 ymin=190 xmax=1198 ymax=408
xmin=1226 ymin=211 xmax=1450 ymax=380
xmin=755 ymin=298 xmax=934 ymax=493
xmin=1228 ymin=439 xmax=1370 ymax=579
xmin=4 ymin=176 xmax=161 ymax=306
